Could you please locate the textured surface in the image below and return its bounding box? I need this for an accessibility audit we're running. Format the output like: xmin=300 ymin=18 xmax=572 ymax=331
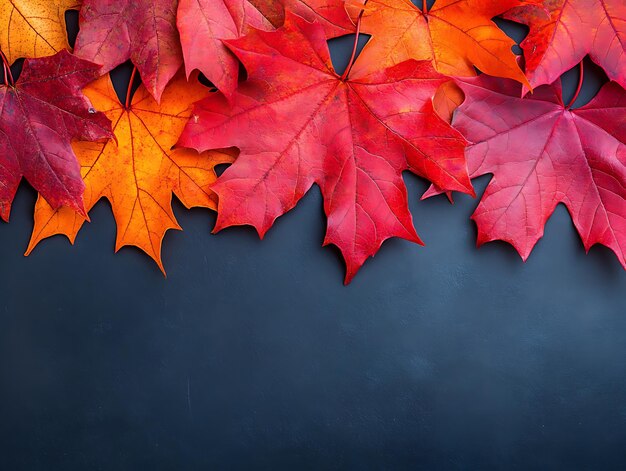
xmin=1 ymin=12 xmax=626 ymax=471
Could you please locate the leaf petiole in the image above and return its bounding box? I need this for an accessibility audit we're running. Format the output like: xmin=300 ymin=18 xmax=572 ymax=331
xmin=125 ymin=66 xmax=138 ymax=109
xmin=341 ymin=0 xmax=369 ymax=81
xmin=566 ymin=61 xmax=584 ymax=110
xmin=0 ymin=50 xmax=14 ymax=87
xmin=423 ymin=0 xmax=428 ymax=14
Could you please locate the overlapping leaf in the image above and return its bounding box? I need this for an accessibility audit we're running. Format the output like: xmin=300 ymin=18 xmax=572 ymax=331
xmin=449 ymin=74 xmax=626 ymax=266
xmin=0 ymin=50 xmax=112 ymax=222
xmin=506 ymin=0 xmax=626 ymax=90
xmin=27 ymin=72 xmax=234 ymax=271
xmin=75 ymin=0 xmax=182 ymax=102
xmin=177 ymin=0 xmax=354 ymax=97
xmin=0 ymin=0 xmax=80 ymax=63
xmin=0 ymin=0 xmax=621 ymax=278
xmin=345 ymin=0 xmax=537 ymax=85
xmin=281 ymin=0 xmax=355 ymax=36
xmin=178 ymin=14 xmax=473 ymax=283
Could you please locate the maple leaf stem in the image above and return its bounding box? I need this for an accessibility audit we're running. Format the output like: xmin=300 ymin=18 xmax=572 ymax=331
xmin=0 ymin=50 xmax=14 ymax=87
xmin=566 ymin=61 xmax=584 ymax=110
xmin=423 ymin=0 xmax=428 ymax=14
xmin=341 ymin=0 xmax=369 ymax=81
xmin=125 ymin=66 xmax=138 ymax=109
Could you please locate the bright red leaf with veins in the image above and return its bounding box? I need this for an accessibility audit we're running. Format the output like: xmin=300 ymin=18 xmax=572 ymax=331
xmin=177 ymin=0 xmax=354 ymax=97
xmin=451 ymin=74 xmax=626 ymax=267
xmin=178 ymin=14 xmax=473 ymax=283
xmin=75 ymin=0 xmax=182 ymax=102
xmin=0 ymin=50 xmax=112 ymax=222
xmin=506 ymin=0 xmax=626 ymax=89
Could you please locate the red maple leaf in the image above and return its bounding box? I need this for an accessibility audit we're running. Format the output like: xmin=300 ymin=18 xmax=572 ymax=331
xmin=0 ymin=50 xmax=112 ymax=222
xmin=178 ymin=14 xmax=473 ymax=283
xmin=177 ymin=0 xmax=354 ymax=97
xmin=449 ymin=73 xmax=626 ymax=267
xmin=506 ymin=0 xmax=626 ymax=90
xmin=75 ymin=0 xmax=183 ymax=102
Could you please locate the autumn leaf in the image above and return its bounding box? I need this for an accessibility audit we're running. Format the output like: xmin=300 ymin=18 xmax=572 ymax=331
xmin=345 ymin=0 xmax=536 ymax=85
xmin=429 ymin=80 xmax=465 ymax=203
xmin=74 ymin=0 xmax=182 ymax=102
xmin=178 ymin=14 xmax=473 ymax=283
xmin=0 ymin=50 xmax=112 ymax=222
xmin=505 ymin=0 xmax=626 ymax=90
xmin=26 ymin=71 xmax=234 ymax=272
xmin=176 ymin=0 xmax=274 ymax=98
xmin=433 ymin=80 xmax=464 ymax=123
xmin=281 ymin=0 xmax=356 ymax=36
xmin=448 ymin=73 xmax=626 ymax=267
xmin=177 ymin=0 xmax=354 ymax=97
xmin=0 ymin=0 xmax=80 ymax=63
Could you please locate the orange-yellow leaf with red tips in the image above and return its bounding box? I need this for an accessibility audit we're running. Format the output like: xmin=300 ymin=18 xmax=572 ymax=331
xmin=26 ymin=72 xmax=234 ymax=273
xmin=345 ymin=0 xmax=538 ymax=86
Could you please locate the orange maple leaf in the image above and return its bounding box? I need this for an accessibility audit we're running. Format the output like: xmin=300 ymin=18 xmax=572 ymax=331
xmin=26 ymin=71 xmax=234 ymax=273
xmin=346 ymin=0 xmax=536 ymax=86
xmin=0 ymin=0 xmax=80 ymax=63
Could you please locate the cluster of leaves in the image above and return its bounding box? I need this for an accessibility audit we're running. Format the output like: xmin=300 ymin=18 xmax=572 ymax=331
xmin=1 ymin=0 xmax=624 ymax=283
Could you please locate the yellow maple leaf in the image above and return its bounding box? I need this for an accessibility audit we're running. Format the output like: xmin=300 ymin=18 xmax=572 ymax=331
xmin=0 ymin=0 xmax=80 ymax=63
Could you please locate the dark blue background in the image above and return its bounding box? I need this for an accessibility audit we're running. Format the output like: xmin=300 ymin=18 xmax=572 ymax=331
xmin=1 ymin=6 xmax=625 ymax=470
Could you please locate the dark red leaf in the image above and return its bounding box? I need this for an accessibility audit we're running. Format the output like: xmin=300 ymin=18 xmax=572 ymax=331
xmin=0 ymin=50 xmax=113 ymax=221
xmin=75 ymin=0 xmax=183 ymax=102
